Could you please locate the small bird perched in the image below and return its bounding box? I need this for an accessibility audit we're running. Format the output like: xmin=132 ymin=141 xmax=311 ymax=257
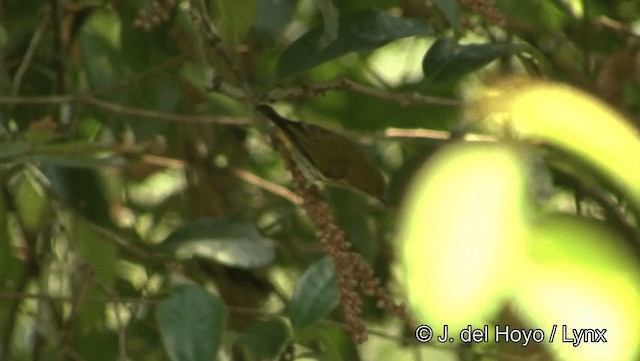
xmin=255 ymin=104 xmax=386 ymax=202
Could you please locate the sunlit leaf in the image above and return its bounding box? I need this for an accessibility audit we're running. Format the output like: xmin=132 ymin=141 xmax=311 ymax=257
xmin=468 ymin=78 xmax=640 ymax=211
xmin=289 ymin=256 xmax=339 ymax=330
xmin=515 ymin=213 xmax=640 ymax=361
xmin=398 ymin=142 xmax=530 ymax=331
xmin=276 ymin=10 xmax=432 ymax=78
xmin=235 ymin=317 xmax=290 ymax=359
xmin=156 ymin=285 xmax=226 ymax=361
xmin=158 ymin=218 xmax=275 ymax=268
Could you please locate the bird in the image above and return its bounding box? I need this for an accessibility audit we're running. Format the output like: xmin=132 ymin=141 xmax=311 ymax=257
xmin=255 ymin=104 xmax=386 ymax=202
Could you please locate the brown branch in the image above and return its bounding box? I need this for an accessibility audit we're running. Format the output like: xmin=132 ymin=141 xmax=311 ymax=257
xmin=384 ymin=127 xmax=496 ymax=141
xmin=595 ymin=16 xmax=640 ymax=40
xmin=385 ymin=128 xmax=451 ymax=140
xmin=78 ymin=95 xmax=246 ymax=125
xmin=229 ymin=166 xmax=303 ymax=205
xmin=263 ymin=78 xmax=463 ymax=107
xmin=0 ymin=95 xmax=251 ymax=125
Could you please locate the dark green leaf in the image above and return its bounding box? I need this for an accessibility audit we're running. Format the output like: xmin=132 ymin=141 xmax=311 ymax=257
xmin=422 ymin=38 xmax=528 ymax=82
xmin=156 ymin=285 xmax=226 ymax=361
xmin=434 ymin=0 xmax=460 ymax=32
xmin=255 ymin=0 xmax=296 ymax=38
xmin=235 ymin=318 xmax=290 ymax=359
xmin=43 ymin=167 xmax=112 ymax=227
xmin=75 ymin=330 xmax=118 ymax=361
xmin=276 ymin=10 xmax=432 ymax=78
xmin=289 ymin=257 xmax=339 ymax=330
xmin=158 ymin=218 xmax=275 ymax=268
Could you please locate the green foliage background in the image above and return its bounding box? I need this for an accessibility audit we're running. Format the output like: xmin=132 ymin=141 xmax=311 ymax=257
xmin=1 ymin=0 xmax=640 ymax=360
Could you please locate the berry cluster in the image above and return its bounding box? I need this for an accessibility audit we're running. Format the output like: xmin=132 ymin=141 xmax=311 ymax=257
xmin=133 ymin=0 xmax=176 ymax=32
xmin=282 ymin=145 xmax=411 ymax=342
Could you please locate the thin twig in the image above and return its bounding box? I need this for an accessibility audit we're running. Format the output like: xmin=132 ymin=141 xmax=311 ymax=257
xmin=81 ymin=216 xmax=155 ymax=263
xmin=0 ymin=95 xmax=251 ymax=125
xmin=229 ymin=166 xmax=303 ymax=205
xmin=189 ymin=0 xmax=257 ymax=103
xmin=79 ymin=95 xmax=248 ymax=125
xmin=384 ymin=127 xmax=496 ymax=141
xmin=91 ymin=56 xmax=185 ymax=96
xmin=595 ymin=16 xmax=640 ymax=40
xmin=11 ymin=7 xmax=52 ymax=97
xmin=54 ymin=263 xmax=92 ymax=361
xmin=385 ymin=128 xmax=451 ymax=140
xmin=92 ymin=281 xmax=130 ymax=361
xmin=263 ymin=78 xmax=462 ymax=107
xmin=50 ymin=0 xmax=66 ymax=95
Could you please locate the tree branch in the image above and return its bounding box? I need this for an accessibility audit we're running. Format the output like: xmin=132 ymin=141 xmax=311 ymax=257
xmin=263 ymin=78 xmax=462 ymax=107
xmin=0 ymin=95 xmax=251 ymax=125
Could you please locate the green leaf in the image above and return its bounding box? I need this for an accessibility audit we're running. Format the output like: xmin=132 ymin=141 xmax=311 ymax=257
xmin=422 ymin=38 xmax=527 ymax=82
xmin=156 ymin=285 xmax=226 ymax=361
xmin=74 ymin=217 xmax=118 ymax=286
xmin=0 ymin=140 xmax=31 ymax=160
xmin=158 ymin=218 xmax=275 ymax=268
xmin=80 ymin=10 xmax=124 ymax=88
xmin=44 ymin=168 xmax=112 ymax=227
xmin=317 ymin=0 xmax=339 ymax=49
xmin=434 ymin=0 xmax=460 ymax=32
xmin=397 ymin=142 xmax=530 ymax=331
xmin=276 ymin=10 xmax=432 ymax=78
xmin=469 ymin=79 xmax=640 ymax=213
xmin=255 ymin=0 xmax=295 ymax=37
xmin=235 ymin=317 xmax=290 ymax=359
xmin=212 ymin=0 xmax=259 ymax=46
xmin=0 ymin=185 xmax=21 ymax=281
xmin=9 ymin=167 xmax=51 ymax=235
xmin=289 ymin=257 xmax=339 ymax=330
xmin=516 ymin=213 xmax=640 ymax=361
xmin=74 ymin=329 xmax=118 ymax=361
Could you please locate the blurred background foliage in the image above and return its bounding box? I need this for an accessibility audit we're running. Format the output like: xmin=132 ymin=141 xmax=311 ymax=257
xmin=0 ymin=0 xmax=640 ymax=360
